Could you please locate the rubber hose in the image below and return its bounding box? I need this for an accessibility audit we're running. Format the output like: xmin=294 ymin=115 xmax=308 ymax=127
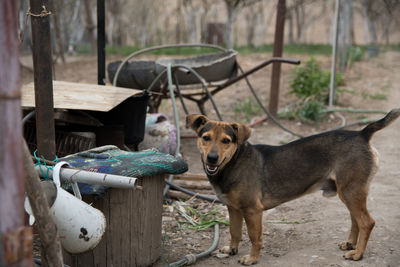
xmin=164 ymin=179 xmax=221 ymax=203
xmin=163 ymin=223 xmax=220 ymax=267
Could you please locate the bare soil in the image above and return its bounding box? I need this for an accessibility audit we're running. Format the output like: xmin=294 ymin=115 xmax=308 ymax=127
xmin=22 ymin=51 xmax=400 ymax=266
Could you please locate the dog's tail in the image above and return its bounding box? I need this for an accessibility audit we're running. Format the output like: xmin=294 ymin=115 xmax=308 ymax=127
xmin=361 ymin=108 xmax=400 ymax=140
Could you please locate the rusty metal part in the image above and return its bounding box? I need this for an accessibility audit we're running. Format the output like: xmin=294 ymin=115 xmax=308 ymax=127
xmin=269 ymin=0 xmax=286 ymax=117
xmin=1 ymin=227 xmax=33 ymax=265
xmin=30 ymin=0 xmax=56 ymax=160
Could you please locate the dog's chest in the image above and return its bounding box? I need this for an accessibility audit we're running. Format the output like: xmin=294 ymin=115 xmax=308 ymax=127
xmin=212 ymin=185 xmax=228 ymax=203
xmin=212 ymin=184 xmax=240 ymax=209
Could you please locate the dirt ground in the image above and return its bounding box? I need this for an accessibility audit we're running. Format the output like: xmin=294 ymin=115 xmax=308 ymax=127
xmin=22 ymin=50 xmax=400 ymax=266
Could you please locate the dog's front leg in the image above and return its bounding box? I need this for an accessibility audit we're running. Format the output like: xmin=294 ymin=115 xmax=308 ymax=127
xmin=220 ymin=206 xmax=243 ymax=255
xmin=239 ymin=209 xmax=263 ymax=265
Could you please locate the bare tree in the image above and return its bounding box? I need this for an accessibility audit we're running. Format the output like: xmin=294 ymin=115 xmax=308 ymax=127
xmin=223 ymin=0 xmax=261 ymax=49
xmin=244 ymin=3 xmax=263 ymax=47
xmin=182 ymin=0 xmax=199 ymax=43
xmin=50 ymin=0 xmax=65 ymax=63
xmin=83 ymin=0 xmax=96 ymax=54
xmin=380 ymin=0 xmax=400 ymax=45
xmin=200 ymin=0 xmax=214 ymax=43
xmin=286 ymin=0 xmax=325 ymax=43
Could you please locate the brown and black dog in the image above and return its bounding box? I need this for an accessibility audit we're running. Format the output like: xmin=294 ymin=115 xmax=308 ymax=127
xmin=187 ymin=109 xmax=400 ymax=265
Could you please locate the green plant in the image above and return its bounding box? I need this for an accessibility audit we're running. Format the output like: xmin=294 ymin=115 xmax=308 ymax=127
xmin=177 ymin=206 xmax=229 ymax=231
xmin=289 ymin=58 xmax=343 ymax=122
xmin=346 ymin=46 xmax=364 ymax=64
xmin=234 ymin=97 xmax=262 ymax=122
xmin=361 ymin=91 xmax=388 ymax=101
xmin=296 ymin=101 xmax=325 ymax=122
xmin=290 ymin=57 xmax=343 ymax=103
xmin=370 ymin=93 xmax=387 ymax=101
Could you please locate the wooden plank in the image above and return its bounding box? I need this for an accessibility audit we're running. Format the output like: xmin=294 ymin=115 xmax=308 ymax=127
xmin=150 ymin=175 xmax=164 ymax=263
xmin=108 ymin=188 xmax=131 ymax=266
xmin=92 ymin=196 xmax=108 ymax=267
xmin=21 ymin=81 xmax=143 ymax=112
xmin=173 ymin=173 xmax=208 ymax=181
xmin=173 ymin=180 xmax=212 ymax=190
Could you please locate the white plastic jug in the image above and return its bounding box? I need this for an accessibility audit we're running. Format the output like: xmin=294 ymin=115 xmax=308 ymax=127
xmin=25 ymin=162 xmax=106 ymax=254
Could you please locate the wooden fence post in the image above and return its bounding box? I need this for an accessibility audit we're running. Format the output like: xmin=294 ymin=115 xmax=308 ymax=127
xmin=0 ymin=1 xmax=32 ymax=266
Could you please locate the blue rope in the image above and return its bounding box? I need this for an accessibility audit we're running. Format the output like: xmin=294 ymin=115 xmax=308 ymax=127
xmin=33 ymin=150 xmax=58 ymax=180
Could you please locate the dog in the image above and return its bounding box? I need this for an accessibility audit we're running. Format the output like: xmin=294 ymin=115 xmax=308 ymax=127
xmin=186 ymin=109 xmax=400 ymax=265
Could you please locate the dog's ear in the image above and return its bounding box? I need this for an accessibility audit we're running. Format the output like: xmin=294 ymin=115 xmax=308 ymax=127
xmin=231 ymin=123 xmax=251 ymax=144
xmin=186 ymin=114 xmax=209 ymax=133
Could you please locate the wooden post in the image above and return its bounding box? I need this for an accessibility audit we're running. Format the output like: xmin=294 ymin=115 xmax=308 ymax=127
xmin=0 ymin=1 xmax=32 ymax=266
xmin=97 ymin=0 xmax=106 ymax=85
xmin=269 ymin=0 xmax=286 ymax=117
xmin=29 ymin=0 xmax=56 ymax=160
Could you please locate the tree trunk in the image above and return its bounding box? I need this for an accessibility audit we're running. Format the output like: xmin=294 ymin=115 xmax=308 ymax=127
xmin=287 ymin=11 xmax=294 ymax=44
xmin=50 ymin=0 xmax=65 ymax=63
xmin=108 ymin=16 xmax=115 ymax=45
xmin=83 ymin=0 xmax=96 ymax=54
xmin=67 ymin=0 xmax=81 ymax=53
xmin=183 ymin=0 xmax=197 ymax=43
xmin=224 ymin=3 xmax=236 ymax=49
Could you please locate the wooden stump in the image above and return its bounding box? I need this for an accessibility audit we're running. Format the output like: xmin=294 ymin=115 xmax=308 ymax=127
xmin=63 ymin=174 xmax=165 ymax=267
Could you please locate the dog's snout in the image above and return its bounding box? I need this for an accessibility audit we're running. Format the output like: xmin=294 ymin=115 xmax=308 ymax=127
xmin=207 ymin=153 xmax=219 ymax=164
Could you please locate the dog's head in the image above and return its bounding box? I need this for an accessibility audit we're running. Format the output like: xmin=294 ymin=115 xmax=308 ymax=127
xmin=186 ymin=114 xmax=251 ymax=177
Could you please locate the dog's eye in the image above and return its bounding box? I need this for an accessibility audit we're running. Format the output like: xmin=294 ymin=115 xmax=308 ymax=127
xmin=222 ymin=138 xmax=231 ymax=144
xmin=202 ymin=135 xmax=211 ymax=141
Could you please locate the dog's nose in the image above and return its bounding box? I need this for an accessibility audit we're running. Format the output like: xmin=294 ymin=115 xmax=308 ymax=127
xmin=207 ymin=153 xmax=219 ymax=164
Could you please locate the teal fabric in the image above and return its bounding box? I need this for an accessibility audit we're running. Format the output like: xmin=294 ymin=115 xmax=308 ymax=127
xmin=61 ymin=145 xmax=188 ymax=195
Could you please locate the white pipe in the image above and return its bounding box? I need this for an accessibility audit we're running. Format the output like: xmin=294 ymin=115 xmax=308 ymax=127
xmin=35 ymin=165 xmax=137 ymax=189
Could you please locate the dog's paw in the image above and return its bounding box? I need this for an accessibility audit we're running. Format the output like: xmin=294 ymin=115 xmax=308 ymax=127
xmin=338 ymin=241 xmax=354 ymax=251
xmin=220 ymin=246 xmax=238 ymax=255
xmin=343 ymin=250 xmax=363 ymax=261
xmin=238 ymin=255 xmax=257 ymax=265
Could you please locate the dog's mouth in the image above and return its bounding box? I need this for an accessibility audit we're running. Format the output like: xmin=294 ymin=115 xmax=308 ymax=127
xmin=204 ymin=158 xmax=225 ymax=176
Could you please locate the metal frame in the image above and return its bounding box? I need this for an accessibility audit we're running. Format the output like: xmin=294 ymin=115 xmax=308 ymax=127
xmin=112 ymin=44 xmax=300 ymax=122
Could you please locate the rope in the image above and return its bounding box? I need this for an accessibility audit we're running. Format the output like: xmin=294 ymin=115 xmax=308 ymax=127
xmin=33 ymin=150 xmax=58 ymax=180
xmin=27 ymin=5 xmax=52 ymax=18
xmin=20 ymin=5 xmax=52 ymax=45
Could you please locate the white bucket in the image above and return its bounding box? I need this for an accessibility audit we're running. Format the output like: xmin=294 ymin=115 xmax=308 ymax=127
xmin=25 ymin=162 xmax=106 ymax=254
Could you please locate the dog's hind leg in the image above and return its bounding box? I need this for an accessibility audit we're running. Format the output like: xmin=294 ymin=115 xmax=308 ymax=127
xmin=220 ymin=206 xmax=243 ymax=255
xmin=239 ymin=209 xmax=263 ymax=265
xmin=338 ymin=186 xmax=375 ymax=261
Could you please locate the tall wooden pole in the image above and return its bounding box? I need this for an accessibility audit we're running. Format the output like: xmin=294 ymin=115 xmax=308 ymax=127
xmin=0 ymin=1 xmax=32 ymax=266
xmin=29 ymin=0 xmax=63 ymax=266
xmin=29 ymin=0 xmax=56 ymax=160
xmin=269 ymin=0 xmax=286 ymax=117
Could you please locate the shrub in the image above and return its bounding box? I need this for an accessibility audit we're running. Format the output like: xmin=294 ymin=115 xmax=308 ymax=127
xmin=289 ymin=57 xmax=343 ymax=122
xmin=290 ymin=57 xmax=343 ymax=103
